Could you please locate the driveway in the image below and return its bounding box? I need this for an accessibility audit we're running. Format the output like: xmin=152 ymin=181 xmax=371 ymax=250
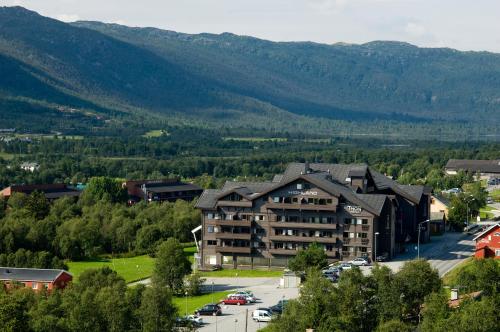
xmin=197 ymin=277 xmax=298 ymax=332
xmin=375 ymin=232 xmax=475 ymax=276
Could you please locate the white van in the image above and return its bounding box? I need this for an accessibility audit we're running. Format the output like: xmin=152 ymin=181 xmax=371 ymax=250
xmin=252 ymin=309 xmax=273 ymax=322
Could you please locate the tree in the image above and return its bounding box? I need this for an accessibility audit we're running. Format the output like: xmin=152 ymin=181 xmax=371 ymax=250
xmin=80 ymin=177 xmax=127 ymax=205
xmin=455 ymin=258 xmax=500 ymax=296
xmin=288 ymin=242 xmax=328 ymax=273
xmin=26 ymin=191 xmax=50 ymax=220
xmin=375 ymin=319 xmax=412 ymax=332
xmin=139 ymin=285 xmax=177 ymax=332
xmin=266 ymin=269 xmax=339 ymax=332
xmin=420 ymin=291 xmax=450 ymax=332
xmin=184 ymin=272 xmax=205 ymax=296
xmin=395 ymin=260 xmax=441 ymax=321
xmin=152 ymin=238 xmax=191 ymax=292
xmin=372 ymin=265 xmax=402 ymax=323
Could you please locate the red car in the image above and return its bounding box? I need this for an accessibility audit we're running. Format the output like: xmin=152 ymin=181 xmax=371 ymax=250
xmin=221 ymin=296 xmax=247 ymax=305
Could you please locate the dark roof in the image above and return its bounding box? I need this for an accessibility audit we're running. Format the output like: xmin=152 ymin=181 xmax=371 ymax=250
xmin=433 ymin=195 xmax=450 ymax=206
xmin=195 ymin=189 xmax=222 ymax=209
xmin=445 ymin=159 xmax=500 ymax=173
xmin=195 ymin=162 xmax=427 ymax=212
xmin=0 ymin=267 xmax=71 ymax=282
xmin=473 ymin=224 xmax=500 ymax=241
xmin=221 ymin=181 xmax=275 ymax=194
xmin=146 ymin=183 xmax=202 ymax=193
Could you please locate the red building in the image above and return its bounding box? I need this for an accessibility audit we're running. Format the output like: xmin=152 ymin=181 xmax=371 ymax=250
xmin=0 ymin=267 xmax=73 ymax=292
xmin=473 ymin=224 xmax=500 ymax=259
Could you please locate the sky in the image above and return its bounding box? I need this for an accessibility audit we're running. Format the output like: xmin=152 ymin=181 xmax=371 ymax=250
xmin=3 ymin=0 xmax=500 ymax=52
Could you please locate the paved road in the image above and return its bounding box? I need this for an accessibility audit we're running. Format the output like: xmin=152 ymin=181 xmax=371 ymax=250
xmin=377 ymin=232 xmax=475 ymax=276
xmin=197 ymin=277 xmax=298 ymax=332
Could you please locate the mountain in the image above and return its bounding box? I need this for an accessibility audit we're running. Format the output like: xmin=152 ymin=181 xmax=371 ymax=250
xmin=1 ymin=6 xmax=500 ymax=135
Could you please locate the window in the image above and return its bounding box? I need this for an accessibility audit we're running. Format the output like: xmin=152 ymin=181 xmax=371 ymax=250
xmin=207 ymin=213 xmax=214 ymax=219
xmin=362 ymin=219 xmax=368 ymax=225
xmin=496 ymin=249 xmax=500 ymax=256
xmin=207 ymin=226 xmax=214 ymax=233
xmin=204 ymin=255 xmax=217 ymax=265
xmin=357 ymin=233 xmax=368 ymax=238
xmin=297 ymin=183 xmax=303 ymax=190
xmin=32 ymin=283 xmax=38 ymax=290
xmin=273 ymin=196 xmax=280 ymax=203
xmin=207 ymin=240 xmax=217 ymax=246
xmin=292 ymin=197 xmax=299 ymax=203
xmin=222 ymin=256 xmax=233 ymax=264
xmin=359 ymin=247 xmax=367 ymax=253
xmin=343 ymin=232 xmax=349 ymax=238
xmin=349 ymin=232 xmax=355 ymax=238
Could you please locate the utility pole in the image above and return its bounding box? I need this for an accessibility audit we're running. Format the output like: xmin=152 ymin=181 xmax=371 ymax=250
xmin=245 ymin=308 xmax=248 ymax=332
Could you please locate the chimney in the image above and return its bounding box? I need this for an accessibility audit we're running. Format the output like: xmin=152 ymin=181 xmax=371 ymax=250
xmin=450 ymin=288 xmax=458 ymax=301
xmin=304 ymin=162 xmax=310 ymax=174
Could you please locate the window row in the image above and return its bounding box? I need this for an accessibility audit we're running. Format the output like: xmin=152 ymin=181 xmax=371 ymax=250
xmin=272 ymin=196 xmax=333 ymax=205
xmin=276 ymin=215 xmax=336 ymax=224
xmin=274 ymin=229 xmax=335 ymax=238
xmin=342 ymin=232 xmax=368 ymax=239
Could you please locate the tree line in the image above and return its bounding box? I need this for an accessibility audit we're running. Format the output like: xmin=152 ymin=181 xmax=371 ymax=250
xmin=0 ymin=177 xmax=200 ymax=268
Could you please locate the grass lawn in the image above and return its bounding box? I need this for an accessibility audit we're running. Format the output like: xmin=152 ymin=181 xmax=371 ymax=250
xmin=480 ymin=206 xmax=495 ymax=219
xmin=67 ymin=247 xmax=197 ymax=284
xmin=173 ymin=290 xmax=233 ymax=315
xmin=67 ymin=255 xmax=154 ymax=283
xmin=490 ymin=188 xmax=500 ymax=202
xmin=198 ymin=269 xmax=283 ymax=278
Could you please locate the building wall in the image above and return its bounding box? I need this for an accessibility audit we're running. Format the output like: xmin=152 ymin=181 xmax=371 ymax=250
xmin=475 ymin=227 xmax=500 ymax=259
xmin=431 ymin=198 xmax=449 ymax=218
xmin=200 ymin=179 xmax=395 ymax=269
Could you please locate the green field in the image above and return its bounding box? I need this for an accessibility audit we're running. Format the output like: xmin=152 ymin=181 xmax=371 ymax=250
xmin=0 ymin=152 xmax=16 ymax=160
xmin=173 ymin=290 xmax=233 ymax=315
xmin=222 ymin=137 xmax=288 ymax=142
xmin=143 ymin=129 xmax=168 ymax=137
xmin=199 ymin=269 xmax=283 ymax=278
xmin=67 ymin=246 xmax=197 ymax=283
xmin=67 ymin=255 xmax=154 ymax=283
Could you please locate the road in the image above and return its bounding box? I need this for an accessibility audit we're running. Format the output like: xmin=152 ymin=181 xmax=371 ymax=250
xmin=377 ymin=232 xmax=475 ymax=276
xmin=197 ymin=277 xmax=298 ymax=332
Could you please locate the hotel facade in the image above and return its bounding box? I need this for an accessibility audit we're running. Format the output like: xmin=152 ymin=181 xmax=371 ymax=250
xmin=196 ymin=163 xmax=431 ymax=269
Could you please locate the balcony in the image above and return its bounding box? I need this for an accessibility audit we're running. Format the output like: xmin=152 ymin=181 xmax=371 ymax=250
xmin=264 ymin=202 xmax=337 ymax=211
xmin=361 ymin=225 xmax=370 ymax=231
xmin=269 ymin=221 xmax=337 ymax=230
xmin=206 ymin=219 xmax=252 ymax=227
xmin=215 ymin=232 xmax=252 ymax=240
xmin=215 ymin=246 xmax=251 ymax=254
xmin=268 ymin=248 xmax=299 ymax=256
xmin=216 ymin=200 xmax=253 ymax=208
xmin=269 ymin=235 xmax=338 ymax=244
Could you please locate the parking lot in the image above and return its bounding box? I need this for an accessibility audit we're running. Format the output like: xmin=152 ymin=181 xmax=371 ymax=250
xmin=198 ymin=277 xmax=299 ymax=332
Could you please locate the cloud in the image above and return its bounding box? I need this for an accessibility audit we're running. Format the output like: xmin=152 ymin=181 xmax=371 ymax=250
xmin=307 ymin=0 xmax=349 ymax=13
xmin=404 ymin=21 xmax=426 ymax=37
xmin=56 ymin=13 xmax=80 ymax=22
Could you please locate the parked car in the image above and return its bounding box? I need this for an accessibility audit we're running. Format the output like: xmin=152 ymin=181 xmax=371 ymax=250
xmin=228 ymin=291 xmax=256 ymax=302
xmin=194 ymin=304 xmax=221 ymax=316
xmin=221 ymin=295 xmax=247 ymax=305
xmin=270 ymin=299 xmax=289 ymax=314
xmin=253 ymin=309 xmax=273 ymax=322
xmin=175 ymin=315 xmax=203 ymax=327
xmin=349 ymin=257 xmax=370 ymax=266
xmin=323 ymin=267 xmax=342 ymax=276
xmin=338 ymin=262 xmax=353 ymax=270
xmin=376 ymin=253 xmax=388 ymax=262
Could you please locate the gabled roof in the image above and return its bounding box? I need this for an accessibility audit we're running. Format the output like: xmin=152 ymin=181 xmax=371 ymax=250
xmin=432 ymin=195 xmax=450 ymax=207
xmin=195 ymin=189 xmax=223 ymax=209
xmin=446 ymin=159 xmax=500 ymax=173
xmin=473 ymin=223 xmax=500 ymax=241
xmin=221 ymin=181 xmax=275 ymax=193
xmin=0 ymin=267 xmax=71 ymax=282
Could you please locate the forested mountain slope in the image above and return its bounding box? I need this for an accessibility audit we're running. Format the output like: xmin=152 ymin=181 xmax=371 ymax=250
xmin=1 ymin=6 xmax=500 ymax=135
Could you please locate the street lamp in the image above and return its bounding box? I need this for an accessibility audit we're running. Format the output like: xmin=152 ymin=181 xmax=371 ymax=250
xmin=374 ymin=232 xmax=380 ymax=263
xmin=465 ymin=195 xmax=475 ymax=229
xmin=417 ymin=220 xmax=430 ymax=259
xmin=211 ymin=281 xmax=215 ymax=303
xmin=185 ymin=291 xmax=188 ymax=316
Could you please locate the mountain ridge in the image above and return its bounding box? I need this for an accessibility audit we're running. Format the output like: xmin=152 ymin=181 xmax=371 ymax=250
xmin=1 ymin=6 xmax=499 ymax=136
